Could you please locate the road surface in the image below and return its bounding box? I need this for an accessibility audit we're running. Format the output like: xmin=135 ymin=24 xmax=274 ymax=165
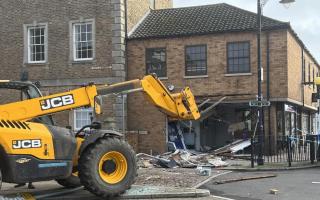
xmin=201 ymin=168 xmax=320 ymax=200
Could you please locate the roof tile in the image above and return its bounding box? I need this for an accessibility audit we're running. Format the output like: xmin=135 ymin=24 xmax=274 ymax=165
xmin=129 ymin=3 xmax=289 ymax=39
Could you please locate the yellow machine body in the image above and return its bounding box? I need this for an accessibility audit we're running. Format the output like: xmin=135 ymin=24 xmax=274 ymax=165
xmin=0 ymin=121 xmax=55 ymax=160
xmin=0 ymin=75 xmax=200 ymax=185
xmin=0 ymin=120 xmax=77 ymax=183
xmin=0 ymin=86 xmax=98 ymax=121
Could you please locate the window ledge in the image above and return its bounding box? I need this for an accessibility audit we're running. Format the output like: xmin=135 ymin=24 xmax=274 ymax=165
xmin=70 ymin=60 xmax=96 ymax=65
xmin=25 ymin=62 xmax=48 ymax=65
xmin=25 ymin=62 xmax=49 ymax=66
xmin=158 ymin=77 xmax=168 ymax=80
xmin=184 ymin=75 xmax=208 ymax=79
xmin=224 ymin=73 xmax=252 ymax=77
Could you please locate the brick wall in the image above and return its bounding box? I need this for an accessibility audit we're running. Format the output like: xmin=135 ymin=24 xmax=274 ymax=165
xmin=0 ymin=0 xmax=116 ymax=81
xmin=127 ymin=0 xmax=150 ymax=32
xmin=287 ymin=31 xmax=319 ymax=108
xmin=155 ymin=0 xmax=173 ymax=9
xmin=0 ymin=0 xmax=127 ymax=130
xmin=125 ymin=130 xmax=149 ymax=153
xmin=128 ymin=31 xmax=289 ymax=101
xmin=267 ymin=30 xmax=288 ymax=99
xmin=127 ymin=92 xmax=167 ymax=154
xmin=127 ymin=0 xmax=173 ymax=32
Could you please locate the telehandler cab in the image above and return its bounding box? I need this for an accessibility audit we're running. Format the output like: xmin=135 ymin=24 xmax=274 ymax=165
xmin=0 ymin=75 xmax=200 ymax=198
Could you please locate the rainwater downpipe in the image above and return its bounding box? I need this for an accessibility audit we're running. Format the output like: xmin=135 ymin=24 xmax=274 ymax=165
xmin=123 ymin=0 xmax=128 ymax=134
xmin=266 ymin=32 xmax=271 ymax=154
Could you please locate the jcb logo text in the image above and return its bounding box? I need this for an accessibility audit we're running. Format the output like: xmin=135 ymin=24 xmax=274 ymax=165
xmin=40 ymin=94 xmax=74 ymax=110
xmin=12 ymin=139 xmax=42 ymax=149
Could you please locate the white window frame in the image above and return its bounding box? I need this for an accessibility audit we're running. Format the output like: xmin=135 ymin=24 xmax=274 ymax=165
xmin=73 ymin=108 xmax=93 ymax=130
xmin=71 ymin=20 xmax=95 ymax=62
xmin=24 ymin=23 xmax=48 ymax=64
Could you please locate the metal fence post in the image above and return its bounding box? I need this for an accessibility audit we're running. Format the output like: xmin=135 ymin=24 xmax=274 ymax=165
xmin=317 ymin=135 xmax=320 ymax=162
xmin=310 ymin=135 xmax=315 ymax=164
xmin=251 ymin=136 xmax=255 ymax=168
xmin=287 ymin=135 xmax=292 ymax=167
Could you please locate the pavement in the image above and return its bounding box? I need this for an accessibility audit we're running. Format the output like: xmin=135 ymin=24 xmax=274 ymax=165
xmin=1 ymin=168 xmax=230 ymax=199
xmin=223 ymin=160 xmax=320 ymax=171
xmin=201 ymin=168 xmax=320 ymax=200
xmin=0 ymin=183 xmax=211 ymax=200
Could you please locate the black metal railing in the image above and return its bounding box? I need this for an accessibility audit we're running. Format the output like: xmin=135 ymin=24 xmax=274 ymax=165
xmin=251 ymin=134 xmax=319 ymax=167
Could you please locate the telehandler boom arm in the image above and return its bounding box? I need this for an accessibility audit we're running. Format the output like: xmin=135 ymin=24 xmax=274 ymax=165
xmin=0 ymin=75 xmax=200 ymax=121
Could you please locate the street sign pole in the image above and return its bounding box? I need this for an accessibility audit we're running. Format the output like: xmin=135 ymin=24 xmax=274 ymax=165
xmin=257 ymin=0 xmax=264 ymax=166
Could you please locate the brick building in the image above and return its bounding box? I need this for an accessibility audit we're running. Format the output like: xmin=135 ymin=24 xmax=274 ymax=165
xmin=0 ymin=0 xmax=172 ymax=131
xmin=127 ymin=3 xmax=320 ymax=154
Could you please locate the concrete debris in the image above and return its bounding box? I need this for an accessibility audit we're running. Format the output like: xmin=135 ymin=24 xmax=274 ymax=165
xmin=142 ymin=160 xmax=153 ymax=168
xmin=145 ymin=175 xmax=161 ymax=181
xmin=167 ymin=141 xmax=177 ymax=152
xmin=137 ymin=153 xmax=178 ymax=169
xmin=196 ymin=166 xmax=212 ymax=176
xmin=137 ymin=150 xmax=229 ymax=169
xmin=207 ymin=158 xmax=228 ymax=167
xmin=156 ymin=159 xmax=178 ymax=168
xmin=270 ymin=189 xmax=279 ymax=195
xmin=213 ymin=139 xmax=251 ymax=156
xmin=230 ymin=140 xmax=251 ymax=153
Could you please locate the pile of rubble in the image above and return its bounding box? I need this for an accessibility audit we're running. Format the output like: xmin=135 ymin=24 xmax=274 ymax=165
xmin=137 ymin=138 xmax=253 ymax=171
xmin=137 ymin=150 xmax=229 ymax=169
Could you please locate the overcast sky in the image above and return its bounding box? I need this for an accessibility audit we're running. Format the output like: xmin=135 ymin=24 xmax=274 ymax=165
xmin=174 ymin=0 xmax=320 ymax=62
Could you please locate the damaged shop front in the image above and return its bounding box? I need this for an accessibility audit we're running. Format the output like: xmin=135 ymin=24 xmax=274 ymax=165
xmin=167 ymin=100 xmax=318 ymax=154
xmin=167 ymin=101 xmax=254 ymax=152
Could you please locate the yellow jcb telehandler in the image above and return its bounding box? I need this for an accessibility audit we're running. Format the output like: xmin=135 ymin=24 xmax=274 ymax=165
xmin=0 ymin=75 xmax=200 ymax=198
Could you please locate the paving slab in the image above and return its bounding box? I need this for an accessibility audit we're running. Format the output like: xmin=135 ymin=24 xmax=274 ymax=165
xmin=121 ymin=186 xmax=210 ymax=199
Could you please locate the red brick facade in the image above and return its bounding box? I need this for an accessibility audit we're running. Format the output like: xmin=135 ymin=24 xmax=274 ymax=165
xmin=127 ymin=29 xmax=319 ymax=154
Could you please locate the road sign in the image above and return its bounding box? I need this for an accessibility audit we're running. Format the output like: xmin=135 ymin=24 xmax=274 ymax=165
xmin=249 ymin=100 xmax=271 ymax=107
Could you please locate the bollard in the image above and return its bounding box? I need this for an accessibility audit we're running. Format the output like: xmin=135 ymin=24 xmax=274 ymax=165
xmin=287 ymin=136 xmax=292 ymax=167
xmin=251 ymin=137 xmax=255 ymax=168
xmin=310 ymin=135 xmax=315 ymax=164
xmin=317 ymin=135 xmax=320 ymax=162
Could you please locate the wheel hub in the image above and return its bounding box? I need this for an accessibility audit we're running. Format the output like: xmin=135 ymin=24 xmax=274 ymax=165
xmin=98 ymin=151 xmax=128 ymax=184
xmin=102 ymin=159 xmax=117 ymax=174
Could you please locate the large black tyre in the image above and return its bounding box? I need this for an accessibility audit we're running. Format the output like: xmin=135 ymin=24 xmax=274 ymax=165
xmin=56 ymin=172 xmax=81 ymax=188
xmin=78 ymin=137 xmax=137 ymax=198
